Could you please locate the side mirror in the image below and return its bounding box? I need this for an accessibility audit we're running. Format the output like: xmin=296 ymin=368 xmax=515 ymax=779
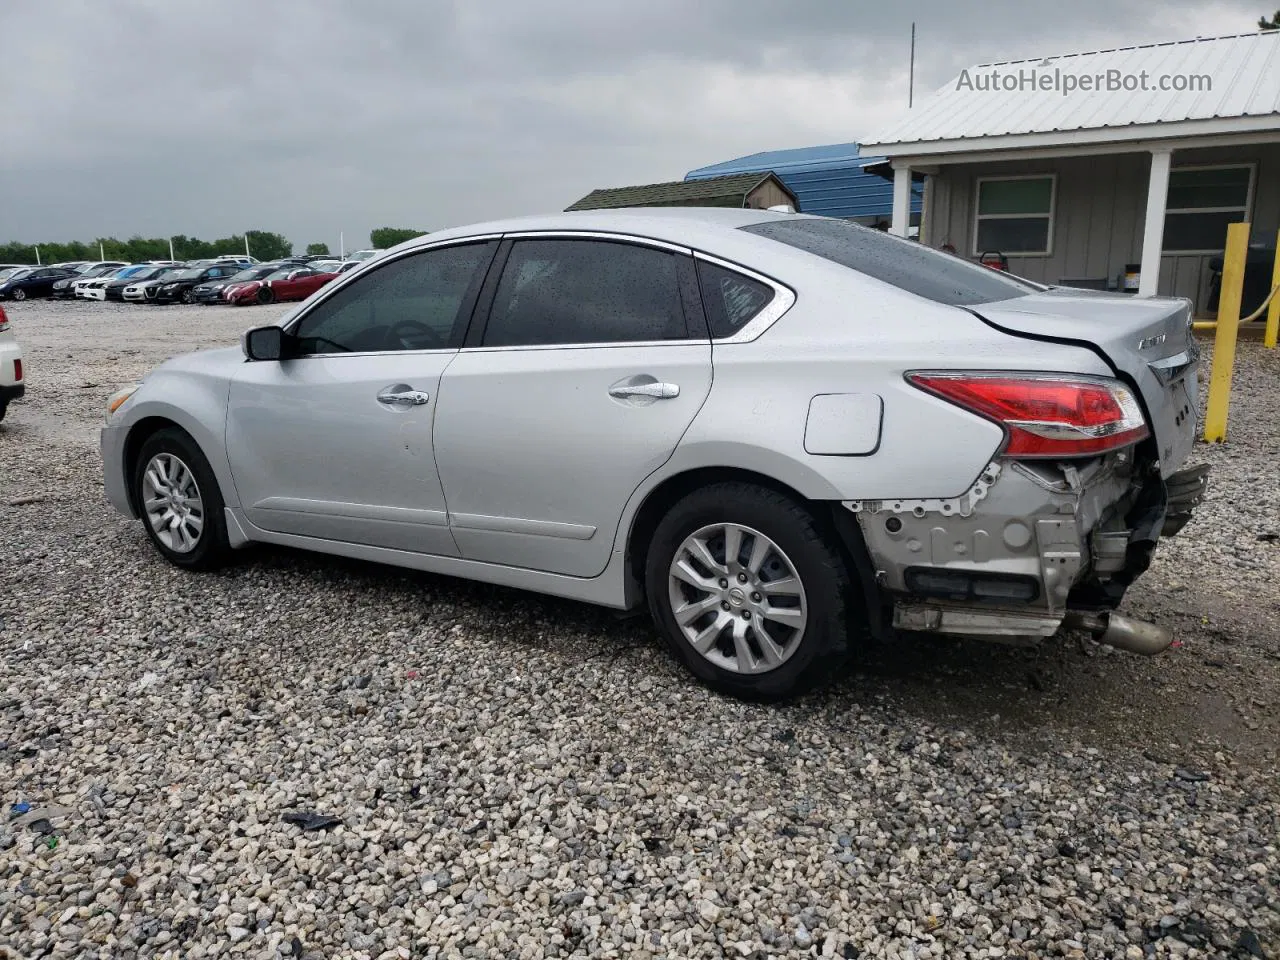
xmin=242 ymin=325 xmax=288 ymax=361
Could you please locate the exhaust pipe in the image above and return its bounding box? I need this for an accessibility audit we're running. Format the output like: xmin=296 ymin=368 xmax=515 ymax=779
xmin=1063 ymin=611 xmax=1173 ymax=655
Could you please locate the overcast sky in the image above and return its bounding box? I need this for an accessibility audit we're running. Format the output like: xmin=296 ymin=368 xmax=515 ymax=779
xmin=0 ymin=0 xmax=1264 ymax=251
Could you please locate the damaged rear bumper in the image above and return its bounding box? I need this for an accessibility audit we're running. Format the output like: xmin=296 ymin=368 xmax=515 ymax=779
xmin=845 ymin=456 xmax=1210 ymax=648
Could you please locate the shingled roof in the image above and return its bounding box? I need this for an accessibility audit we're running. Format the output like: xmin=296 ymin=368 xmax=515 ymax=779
xmin=566 ymin=172 xmax=797 ymax=211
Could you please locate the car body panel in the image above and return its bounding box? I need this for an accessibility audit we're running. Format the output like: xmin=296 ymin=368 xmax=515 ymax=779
xmin=435 ymin=342 xmax=713 ymax=578
xmin=224 ymin=351 xmax=458 ymax=556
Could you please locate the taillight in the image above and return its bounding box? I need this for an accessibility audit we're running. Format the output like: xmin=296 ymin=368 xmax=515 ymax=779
xmin=0 ymin=305 xmax=8 ymax=332
xmin=907 ymin=372 xmax=1149 ymax=457
xmin=13 ymin=358 xmax=22 ymax=381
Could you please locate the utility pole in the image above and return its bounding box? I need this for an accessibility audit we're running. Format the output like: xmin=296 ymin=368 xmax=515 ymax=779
xmin=34 ymin=244 xmax=41 ymax=265
xmin=909 ymin=22 xmax=916 ymax=108
xmin=245 ymin=233 xmax=252 ymax=259
xmin=99 ymin=241 xmax=105 ymax=260
xmin=340 ymin=231 xmax=345 ymax=260
xmin=169 ymin=238 xmax=176 ymax=261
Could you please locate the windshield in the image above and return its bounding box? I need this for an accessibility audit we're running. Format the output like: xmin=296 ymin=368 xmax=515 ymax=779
xmin=740 ymin=217 xmax=1045 ymax=306
xmin=5 ymin=268 xmax=33 ymax=282
xmin=83 ymin=265 xmax=117 ymax=278
xmin=168 ymin=269 xmax=203 ymax=281
xmin=0 ymin=268 xmax=23 ymax=282
xmin=265 ymin=269 xmax=297 ymax=281
xmin=126 ymin=267 xmax=167 ymax=282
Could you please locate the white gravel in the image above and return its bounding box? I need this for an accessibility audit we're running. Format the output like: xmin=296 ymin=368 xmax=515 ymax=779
xmin=1 ymin=300 xmax=1277 ymax=959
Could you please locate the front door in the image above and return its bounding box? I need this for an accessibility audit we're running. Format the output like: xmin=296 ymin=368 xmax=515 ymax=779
xmin=433 ymin=236 xmax=712 ymax=578
xmin=225 ymin=240 xmax=499 ymax=555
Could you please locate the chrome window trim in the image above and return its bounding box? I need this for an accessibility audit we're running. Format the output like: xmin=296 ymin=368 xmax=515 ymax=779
xmin=693 ymin=251 xmax=797 ymax=344
xmin=280 ymin=233 xmax=504 ymax=338
xmin=460 ymin=340 xmax=699 ymax=354
xmin=500 ymin=230 xmax=693 ymax=256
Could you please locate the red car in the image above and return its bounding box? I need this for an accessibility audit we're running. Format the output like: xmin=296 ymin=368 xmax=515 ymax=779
xmin=225 ymin=267 xmax=337 ymax=306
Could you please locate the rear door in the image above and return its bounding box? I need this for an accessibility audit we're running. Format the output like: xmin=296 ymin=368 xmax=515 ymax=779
xmin=433 ymin=234 xmax=712 ymax=578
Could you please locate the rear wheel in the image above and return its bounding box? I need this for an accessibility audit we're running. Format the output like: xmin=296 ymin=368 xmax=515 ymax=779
xmin=132 ymin=427 xmax=232 ymax=570
xmin=645 ymin=482 xmax=856 ymax=701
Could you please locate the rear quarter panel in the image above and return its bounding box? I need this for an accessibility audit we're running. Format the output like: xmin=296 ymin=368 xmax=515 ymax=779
xmin=673 ymin=244 xmax=1117 ymax=502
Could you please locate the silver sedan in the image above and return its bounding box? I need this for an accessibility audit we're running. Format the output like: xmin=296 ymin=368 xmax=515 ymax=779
xmin=101 ymin=209 xmax=1207 ymax=700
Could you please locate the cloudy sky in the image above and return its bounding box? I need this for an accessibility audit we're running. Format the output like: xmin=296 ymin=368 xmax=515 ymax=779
xmin=0 ymin=0 xmax=1264 ymax=251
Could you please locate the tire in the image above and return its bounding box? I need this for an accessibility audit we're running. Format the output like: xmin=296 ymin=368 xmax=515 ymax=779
xmin=644 ymin=482 xmax=857 ymax=701
xmin=132 ymin=427 xmax=232 ymax=571
xmin=180 ymin=288 xmax=194 ymax=304
xmin=256 ymin=286 xmax=274 ymax=305
xmin=12 ymin=288 xmax=25 ymax=301
xmin=0 ymin=402 xmax=7 ymax=422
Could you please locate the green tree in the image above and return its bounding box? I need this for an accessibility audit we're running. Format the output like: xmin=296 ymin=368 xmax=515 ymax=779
xmin=370 ymin=227 xmax=426 ymax=249
xmin=305 ymin=242 xmax=330 ymax=256
xmin=245 ymin=230 xmax=292 ymax=260
xmin=1262 ymin=9 xmax=1280 ymax=28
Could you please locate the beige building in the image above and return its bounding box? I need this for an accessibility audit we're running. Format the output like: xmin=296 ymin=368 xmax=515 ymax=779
xmin=863 ymin=31 xmax=1280 ymax=312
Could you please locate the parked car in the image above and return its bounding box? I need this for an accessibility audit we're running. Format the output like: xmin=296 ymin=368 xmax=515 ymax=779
xmin=149 ymin=264 xmax=244 ymax=304
xmin=100 ymin=209 xmax=1208 ymax=700
xmin=0 ymin=304 xmax=23 ymax=422
xmin=52 ymin=262 xmax=128 ymax=298
xmin=77 ymin=265 xmax=154 ymax=300
xmin=122 ymin=266 xmax=191 ymax=302
xmin=0 ymin=266 xmax=79 ymax=300
xmin=190 ymin=262 xmax=286 ymax=304
xmin=105 ymin=264 xmax=183 ymax=302
xmin=346 ymin=249 xmax=383 ymax=262
xmin=224 ymin=266 xmax=336 ymax=305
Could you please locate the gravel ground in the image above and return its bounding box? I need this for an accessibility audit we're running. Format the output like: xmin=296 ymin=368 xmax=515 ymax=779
xmin=1 ymin=299 xmax=1277 ymax=960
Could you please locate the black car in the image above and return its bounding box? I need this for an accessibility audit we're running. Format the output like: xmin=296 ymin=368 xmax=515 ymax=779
xmin=190 ymin=262 xmax=286 ymax=303
xmin=103 ymin=264 xmax=182 ymax=301
xmin=0 ymin=266 xmax=78 ymax=301
xmin=149 ymin=264 xmax=244 ymax=304
xmin=51 ymin=262 xmax=128 ymax=298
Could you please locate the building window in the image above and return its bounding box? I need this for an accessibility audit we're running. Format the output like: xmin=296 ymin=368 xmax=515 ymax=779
xmin=973 ymin=175 xmax=1055 ymax=256
xmin=1163 ymin=165 xmax=1254 ymax=254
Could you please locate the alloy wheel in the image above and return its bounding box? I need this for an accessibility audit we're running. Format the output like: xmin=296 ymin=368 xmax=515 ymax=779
xmin=667 ymin=522 xmax=808 ymax=675
xmin=141 ymin=452 xmax=205 ymax=553
xmin=12 ymin=289 xmax=25 ymax=301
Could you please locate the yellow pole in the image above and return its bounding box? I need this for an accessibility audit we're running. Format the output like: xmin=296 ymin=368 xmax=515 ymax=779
xmin=1203 ymin=221 xmax=1250 ymax=443
xmin=1265 ymin=231 xmax=1280 ymax=350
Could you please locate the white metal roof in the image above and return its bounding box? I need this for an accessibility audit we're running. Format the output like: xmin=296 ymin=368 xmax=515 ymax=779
xmin=864 ymin=31 xmax=1280 ymax=156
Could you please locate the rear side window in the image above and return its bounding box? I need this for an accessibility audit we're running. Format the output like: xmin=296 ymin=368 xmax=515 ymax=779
xmin=741 ymin=217 xmax=1041 ymax=306
xmin=482 ymin=239 xmax=687 ymax=347
xmin=696 ymin=260 xmax=775 ymax=338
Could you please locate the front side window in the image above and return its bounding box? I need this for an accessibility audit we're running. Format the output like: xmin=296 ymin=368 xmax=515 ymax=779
xmin=973 ymin=176 xmax=1055 ymax=255
xmin=482 ymin=239 xmax=687 ymax=347
xmin=1163 ymin=166 xmax=1253 ymax=253
xmin=291 ymin=241 xmax=496 ymax=355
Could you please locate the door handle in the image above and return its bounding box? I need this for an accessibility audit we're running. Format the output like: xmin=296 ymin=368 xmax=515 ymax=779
xmin=609 ymin=382 xmax=680 ymax=400
xmin=377 ymin=388 xmax=430 ymax=406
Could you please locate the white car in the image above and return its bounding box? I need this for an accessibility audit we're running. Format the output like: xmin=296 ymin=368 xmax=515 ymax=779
xmin=0 ymin=304 xmax=24 ymax=422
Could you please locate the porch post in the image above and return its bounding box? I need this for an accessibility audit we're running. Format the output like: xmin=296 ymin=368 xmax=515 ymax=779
xmin=891 ymin=163 xmax=912 ymax=237
xmin=1138 ymin=148 xmax=1173 ymax=297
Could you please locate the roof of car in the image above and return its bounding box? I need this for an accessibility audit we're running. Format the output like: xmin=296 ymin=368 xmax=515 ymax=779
xmin=394 ymin=207 xmax=794 ymax=253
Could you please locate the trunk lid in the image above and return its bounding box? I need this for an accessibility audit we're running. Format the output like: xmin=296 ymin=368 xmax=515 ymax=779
xmin=970 ymin=289 xmax=1200 ymax=476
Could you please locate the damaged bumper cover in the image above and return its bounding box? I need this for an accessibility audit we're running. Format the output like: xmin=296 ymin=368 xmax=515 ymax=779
xmin=845 ymin=455 xmax=1210 ymax=646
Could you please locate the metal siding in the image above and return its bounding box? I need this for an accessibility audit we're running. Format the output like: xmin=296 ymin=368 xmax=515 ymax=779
xmin=684 ymin=144 xmax=922 ymax=219
xmin=864 ymin=32 xmax=1280 ymax=150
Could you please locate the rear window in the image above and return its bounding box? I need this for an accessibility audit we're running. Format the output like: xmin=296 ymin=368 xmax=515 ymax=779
xmin=740 ymin=217 xmax=1042 ymax=306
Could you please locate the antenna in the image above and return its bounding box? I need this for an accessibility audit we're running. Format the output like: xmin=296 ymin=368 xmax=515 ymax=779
xmin=909 ymin=22 xmax=916 ymax=108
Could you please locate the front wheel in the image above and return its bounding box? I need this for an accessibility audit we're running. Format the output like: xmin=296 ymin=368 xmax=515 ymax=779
xmin=256 ymin=287 xmax=274 ymax=304
xmin=132 ymin=427 xmax=232 ymax=570
xmin=645 ymin=482 xmax=857 ymax=701
xmin=12 ymin=289 xmax=25 ymax=301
